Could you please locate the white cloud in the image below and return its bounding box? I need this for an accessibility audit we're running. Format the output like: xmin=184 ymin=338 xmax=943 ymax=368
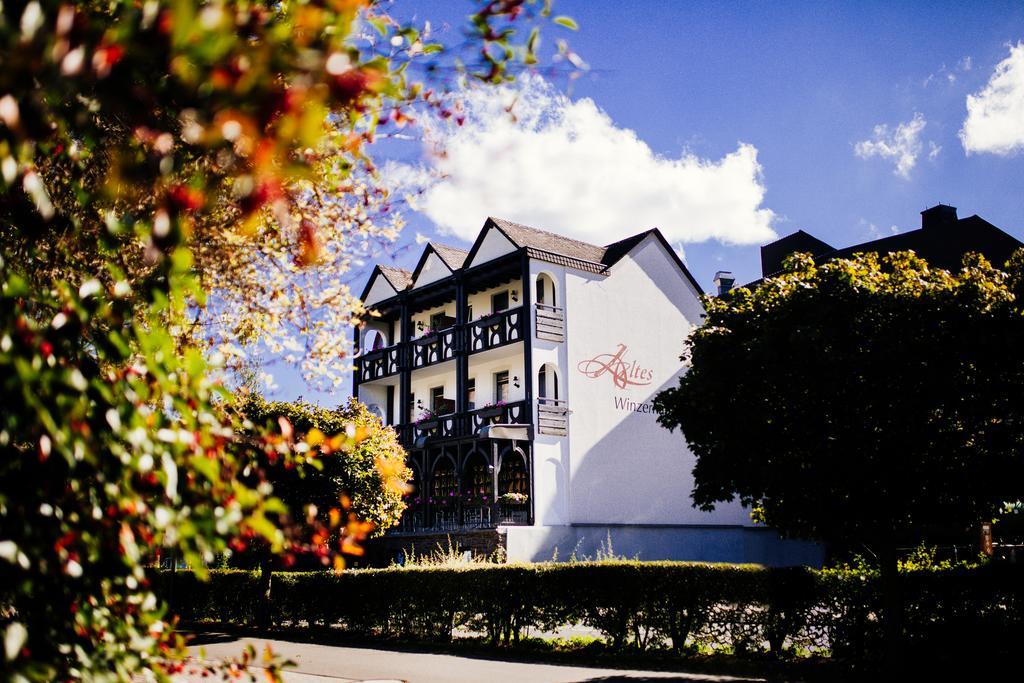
xmin=392 ymin=75 xmax=777 ymax=247
xmin=854 ymin=113 xmax=930 ymax=179
xmin=960 ymin=42 xmax=1024 ymax=156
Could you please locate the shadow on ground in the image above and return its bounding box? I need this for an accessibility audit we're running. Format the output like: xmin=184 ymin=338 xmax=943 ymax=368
xmin=182 ymin=631 xmax=247 ymax=646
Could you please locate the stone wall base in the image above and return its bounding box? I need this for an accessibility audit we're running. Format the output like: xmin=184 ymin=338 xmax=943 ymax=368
xmin=363 ymin=528 xmax=506 ymax=567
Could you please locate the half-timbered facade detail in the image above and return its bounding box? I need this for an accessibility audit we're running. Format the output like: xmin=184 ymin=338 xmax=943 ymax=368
xmin=355 ymin=217 xmax=824 ymax=566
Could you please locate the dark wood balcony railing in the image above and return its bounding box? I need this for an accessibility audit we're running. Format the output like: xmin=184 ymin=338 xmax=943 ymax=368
xmin=356 ymin=307 xmax=535 ymax=383
xmin=468 ymin=306 xmax=524 ymax=353
xmin=394 ymin=503 xmax=528 ymax=533
xmin=411 ymin=326 xmax=458 ymax=368
xmin=357 ymin=344 xmax=403 ymax=382
xmin=396 ymin=399 xmax=532 ymax=446
xmin=536 ymin=396 xmax=568 ymax=436
xmin=468 ymin=399 xmax=529 ymax=434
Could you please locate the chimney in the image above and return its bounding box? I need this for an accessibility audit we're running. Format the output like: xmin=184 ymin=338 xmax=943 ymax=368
xmin=921 ymin=204 xmax=958 ymax=230
xmin=713 ymin=271 xmax=735 ymax=296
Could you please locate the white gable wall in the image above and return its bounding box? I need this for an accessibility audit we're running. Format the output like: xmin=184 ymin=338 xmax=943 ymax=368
xmin=469 ymin=226 xmax=517 ymax=266
xmin=363 ymin=274 xmax=397 ymax=308
xmin=413 ymin=251 xmax=452 ymax=288
xmin=563 ymin=234 xmax=749 ymax=526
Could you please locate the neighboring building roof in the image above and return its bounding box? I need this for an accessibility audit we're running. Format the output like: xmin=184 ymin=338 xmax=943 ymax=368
xmin=758 ymin=205 xmax=1022 ymax=280
xmin=431 ymin=242 xmax=469 ymax=270
xmin=377 ymin=265 xmax=413 ymax=291
xmin=760 ymin=230 xmax=835 ymax=277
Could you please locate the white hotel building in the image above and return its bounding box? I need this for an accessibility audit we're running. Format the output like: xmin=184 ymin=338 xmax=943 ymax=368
xmin=354 ymin=217 xmax=821 ymax=565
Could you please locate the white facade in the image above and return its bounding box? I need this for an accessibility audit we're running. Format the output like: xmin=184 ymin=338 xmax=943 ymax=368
xmin=355 ymin=219 xmax=822 ymax=566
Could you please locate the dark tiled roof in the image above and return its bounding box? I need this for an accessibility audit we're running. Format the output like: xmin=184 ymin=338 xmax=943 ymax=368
xmin=378 ymin=265 xmax=412 ymax=291
xmin=601 ymin=230 xmax=656 ymax=267
xmin=757 ymin=206 xmax=1022 ymax=281
xmin=430 ymin=242 xmax=469 ymax=270
xmin=760 ymin=230 xmax=835 ymax=277
xmin=488 ymin=216 xmax=608 ymax=264
xmin=825 ymin=215 xmax=1020 ymax=271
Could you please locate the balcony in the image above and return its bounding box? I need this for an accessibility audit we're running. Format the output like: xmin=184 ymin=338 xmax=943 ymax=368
xmin=536 ymin=397 xmax=568 ymax=436
xmin=396 ymin=503 xmax=529 ymax=533
xmin=534 ymin=303 xmax=565 ymax=343
xmin=411 ymin=326 xmax=458 ymax=368
xmin=357 ymin=343 xmax=403 ymax=382
xmin=394 ymin=430 xmax=532 ymax=533
xmin=401 ymin=399 xmax=531 ymax=446
xmin=356 ymin=306 xmax=535 ymax=384
xmin=468 ymin=306 xmax=524 ymax=354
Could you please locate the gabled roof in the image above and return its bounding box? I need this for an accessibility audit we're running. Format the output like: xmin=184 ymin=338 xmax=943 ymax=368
xmin=378 ymin=265 xmax=412 ymax=291
xmin=432 ymin=243 xmax=469 ymax=270
xmin=410 ymin=242 xmax=469 ymax=287
xmin=601 ymin=228 xmax=704 ymax=296
xmin=485 ymin=216 xmax=608 ymax=264
xmin=360 ymin=217 xmax=706 ymax=303
xmin=358 ymin=264 xmax=411 ymax=305
xmin=601 ymin=231 xmax=653 ymax=266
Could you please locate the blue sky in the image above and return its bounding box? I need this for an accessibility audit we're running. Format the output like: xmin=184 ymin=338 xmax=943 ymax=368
xmin=271 ymin=0 xmax=1024 ymax=404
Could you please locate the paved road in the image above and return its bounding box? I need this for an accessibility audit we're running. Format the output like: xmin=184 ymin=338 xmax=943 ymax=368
xmin=181 ymin=634 xmax=765 ymax=683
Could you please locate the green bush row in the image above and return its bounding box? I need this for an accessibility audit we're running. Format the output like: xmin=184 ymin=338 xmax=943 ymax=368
xmin=156 ymin=561 xmax=1024 ymax=659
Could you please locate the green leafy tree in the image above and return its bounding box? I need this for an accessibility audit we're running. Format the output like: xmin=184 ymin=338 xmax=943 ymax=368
xmin=654 ymin=251 xmax=1024 ymax=642
xmin=0 ymin=1 xmax=573 ymax=680
xmin=240 ymin=396 xmax=411 ymax=555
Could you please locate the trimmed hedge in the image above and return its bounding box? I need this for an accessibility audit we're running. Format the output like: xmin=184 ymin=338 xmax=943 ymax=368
xmin=156 ymin=562 xmax=1024 ymax=660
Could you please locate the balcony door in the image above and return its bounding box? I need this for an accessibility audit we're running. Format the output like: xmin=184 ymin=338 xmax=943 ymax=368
xmin=491 ymin=290 xmax=509 ymax=313
xmin=494 ymin=371 xmax=510 ymax=404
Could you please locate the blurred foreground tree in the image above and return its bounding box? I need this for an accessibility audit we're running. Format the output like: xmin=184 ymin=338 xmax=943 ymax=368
xmin=240 ymin=395 xmax=411 ymax=557
xmin=0 ymin=1 xmax=573 ymax=680
xmin=655 ymin=251 xmax=1024 ymax=645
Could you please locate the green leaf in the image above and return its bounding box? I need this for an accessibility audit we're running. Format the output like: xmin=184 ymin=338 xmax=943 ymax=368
xmin=553 ymin=15 xmax=578 ymax=31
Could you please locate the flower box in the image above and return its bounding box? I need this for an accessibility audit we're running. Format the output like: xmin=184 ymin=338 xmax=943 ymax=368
xmin=413 ymin=332 xmax=439 ymax=346
xmin=477 ymin=312 xmax=502 ymax=327
xmin=476 ymin=405 xmax=504 ymax=420
xmin=416 ymin=419 xmax=439 ymax=432
xmin=498 ymin=492 xmax=528 ymax=505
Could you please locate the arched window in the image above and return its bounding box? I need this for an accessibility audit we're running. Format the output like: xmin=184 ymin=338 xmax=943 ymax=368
xmin=430 ymin=458 xmax=458 ymax=505
xmin=462 ymin=451 xmax=491 ymax=501
xmin=499 ymin=450 xmax=528 ymax=497
xmin=364 ymin=328 xmax=387 ymax=351
xmin=538 ymin=363 xmax=559 ymax=401
xmin=535 ymin=273 xmax=556 ymax=307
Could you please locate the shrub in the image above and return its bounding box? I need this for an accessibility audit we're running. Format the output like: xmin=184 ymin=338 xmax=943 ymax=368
xmin=159 ymin=560 xmax=1024 ymax=663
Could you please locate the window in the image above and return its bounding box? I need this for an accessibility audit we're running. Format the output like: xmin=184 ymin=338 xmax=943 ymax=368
xmin=430 ymin=386 xmax=445 ymax=413
xmin=536 ymin=273 xmax=556 ymax=307
xmin=491 ymin=290 xmax=509 ymax=313
xmin=466 ymin=304 xmax=473 ymax=321
xmin=467 ymin=378 xmax=476 ymax=410
xmin=430 ymin=311 xmax=451 ymax=331
xmin=494 ymin=371 xmax=510 ymax=403
xmin=538 ymin=364 xmax=559 ymax=400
